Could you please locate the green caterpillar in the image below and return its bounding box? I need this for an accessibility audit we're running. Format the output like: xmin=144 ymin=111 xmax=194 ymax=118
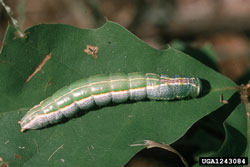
xmin=19 ymin=72 xmax=202 ymax=132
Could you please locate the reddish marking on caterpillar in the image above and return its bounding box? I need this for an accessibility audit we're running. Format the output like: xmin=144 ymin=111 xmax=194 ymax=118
xmin=161 ymin=78 xmax=189 ymax=84
xmin=84 ymin=45 xmax=98 ymax=59
xmin=26 ymin=53 xmax=52 ymax=82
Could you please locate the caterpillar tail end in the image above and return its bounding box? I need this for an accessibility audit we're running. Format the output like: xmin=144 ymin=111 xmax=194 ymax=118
xmin=19 ymin=121 xmax=26 ymax=132
xmin=18 ymin=121 xmax=24 ymax=132
xmin=190 ymin=77 xmax=202 ymax=98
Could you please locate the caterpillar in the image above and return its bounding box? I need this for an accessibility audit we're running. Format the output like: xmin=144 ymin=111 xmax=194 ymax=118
xmin=19 ymin=72 xmax=202 ymax=132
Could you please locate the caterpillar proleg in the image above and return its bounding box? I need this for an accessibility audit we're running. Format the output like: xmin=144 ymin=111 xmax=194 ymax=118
xmin=19 ymin=72 xmax=202 ymax=132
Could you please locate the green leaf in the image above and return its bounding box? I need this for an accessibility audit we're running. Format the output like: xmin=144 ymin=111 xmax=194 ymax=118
xmin=170 ymin=40 xmax=218 ymax=71
xmin=214 ymin=103 xmax=248 ymax=158
xmin=197 ymin=100 xmax=249 ymax=167
xmin=175 ymin=93 xmax=249 ymax=167
xmin=0 ymin=21 xmax=237 ymax=167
